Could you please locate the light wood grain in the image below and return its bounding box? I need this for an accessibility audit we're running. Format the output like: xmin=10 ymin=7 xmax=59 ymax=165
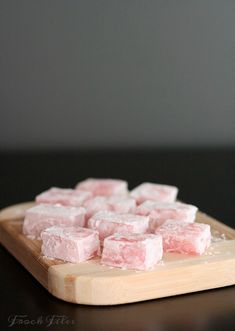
xmin=0 ymin=202 xmax=235 ymax=305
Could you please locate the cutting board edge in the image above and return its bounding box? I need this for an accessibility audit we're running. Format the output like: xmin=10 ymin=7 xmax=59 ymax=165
xmin=47 ymin=248 xmax=235 ymax=305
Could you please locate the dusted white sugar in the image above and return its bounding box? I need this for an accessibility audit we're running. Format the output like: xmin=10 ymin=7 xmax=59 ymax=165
xmin=101 ymin=233 xmax=163 ymax=270
xmin=136 ymin=201 xmax=198 ymax=232
xmin=106 ymin=196 xmax=136 ymax=213
xmin=75 ymin=178 xmax=128 ymax=196
xmin=83 ymin=196 xmax=136 ymax=221
xmin=155 ymin=220 xmax=211 ymax=255
xmin=88 ymin=211 xmax=149 ymax=241
xmin=130 ymin=182 xmax=178 ymax=204
xmin=23 ymin=204 xmax=86 ymax=239
xmin=41 ymin=225 xmax=100 ymax=263
xmin=36 ymin=187 xmax=92 ymax=207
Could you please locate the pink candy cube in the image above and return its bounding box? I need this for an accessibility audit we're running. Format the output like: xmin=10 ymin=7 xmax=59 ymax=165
xmin=101 ymin=233 xmax=163 ymax=270
xmin=107 ymin=196 xmax=136 ymax=213
xmin=155 ymin=220 xmax=211 ymax=255
xmin=130 ymin=183 xmax=178 ymax=205
xmin=88 ymin=211 xmax=149 ymax=241
xmin=23 ymin=204 xmax=86 ymax=239
xmin=75 ymin=178 xmax=128 ymax=196
xmin=41 ymin=225 xmax=100 ymax=263
xmin=83 ymin=196 xmax=136 ymax=221
xmin=136 ymin=201 xmax=198 ymax=232
xmin=36 ymin=187 xmax=92 ymax=207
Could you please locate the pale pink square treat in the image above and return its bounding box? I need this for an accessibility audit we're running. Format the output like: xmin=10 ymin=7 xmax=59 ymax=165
xmin=23 ymin=204 xmax=86 ymax=239
xmin=83 ymin=197 xmax=108 ymax=221
xmin=155 ymin=220 xmax=211 ymax=255
xmin=130 ymin=182 xmax=178 ymax=204
xmin=107 ymin=196 xmax=136 ymax=213
xmin=36 ymin=187 xmax=92 ymax=207
xmin=75 ymin=178 xmax=128 ymax=196
xmin=41 ymin=225 xmax=100 ymax=263
xmin=88 ymin=211 xmax=149 ymax=241
xmin=136 ymin=201 xmax=198 ymax=232
xmin=101 ymin=233 xmax=163 ymax=270
xmin=83 ymin=196 xmax=136 ymax=221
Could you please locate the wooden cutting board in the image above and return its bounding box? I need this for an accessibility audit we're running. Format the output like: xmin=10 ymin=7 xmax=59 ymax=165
xmin=0 ymin=202 xmax=235 ymax=305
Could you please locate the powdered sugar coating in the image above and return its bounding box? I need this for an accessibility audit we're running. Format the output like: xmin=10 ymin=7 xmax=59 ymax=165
xmin=36 ymin=187 xmax=92 ymax=207
xmin=136 ymin=201 xmax=198 ymax=232
xmin=130 ymin=183 xmax=178 ymax=204
xmin=41 ymin=225 xmax=100 ymax=263
xmin=155 ymin=220 xmax=211 ymax=255
xmin=83 ymin=196 xmax=136 ymax=221
xmin=88 ymin=211 xmax=149 ymax=241
xmin=75 ymin=178 xmax=128 ymax=196
xmin=101 ymin=233 xmax=163 ymax=270
xmin=23 ymin=204 xmax=86 ymax=239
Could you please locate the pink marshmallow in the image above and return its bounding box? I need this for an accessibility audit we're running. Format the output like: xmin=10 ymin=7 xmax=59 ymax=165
xmin=136 ymin=201 xmax=198 ymax=232
xmin=83 ymin=196 xmax=136 ymax=221
xmin=155 ymin=220 xmax=211 ymax=255
xmin=101 ymin=233 xmax=163 ymax=270
xmin=130 ymin=182 xmax=178 ymax=204
xmin=88 ymin=211 xmax=149 ymax=242
xmin=36 ymin=187 xmax=92 ymax=207
xmin=23 ymin=204 xmax=86 ymax=239
xmin=75 ymin=178 xmax=128 ymax=196
xmin=41 ymin=225 xmax=100 ymax=263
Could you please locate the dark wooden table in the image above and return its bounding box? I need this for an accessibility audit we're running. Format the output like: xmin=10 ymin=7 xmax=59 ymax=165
xmin=1 ymin=149 xmax=235 ymax=331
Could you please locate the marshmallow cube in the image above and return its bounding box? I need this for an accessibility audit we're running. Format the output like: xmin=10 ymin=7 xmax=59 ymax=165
xmin=88 ymin=211 xmax=149 ymax=241
xmin=76 ymin=178 xmax=128 ymax=196
xmin=101 ymin=233 xmax=163 ymax=270
xmin=23 ymin=204 xmax=86 ymax=239
xmin=41 ymin=225 xmax=100 ymax=263
xmin=36 ymin=187 xmax=92 ymax=207
xmin=136 ymin=201 xmax=198 ymax=232
xmin=155 ymin=220 xmax=211 ymax=255
xmin=130 ymin=183 xmax=178 ymax=205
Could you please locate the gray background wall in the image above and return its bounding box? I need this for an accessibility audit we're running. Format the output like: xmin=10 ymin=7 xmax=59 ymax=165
xmin=0 ymin=0 xmax=234 ymax=150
